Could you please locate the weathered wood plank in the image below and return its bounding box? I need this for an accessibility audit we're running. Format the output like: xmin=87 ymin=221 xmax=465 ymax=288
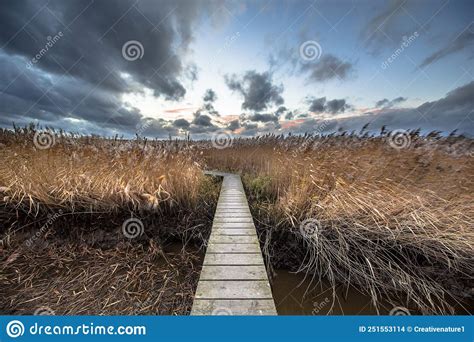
xmin=206 ymin=243 xmax=260 ymax=253
xmin=212 ymin=229 xmax=256 ymax=235
xmin=212 ymin=222 xmax=255 ymax=228
xmin=216 ymin=206 xmax=250 ymax=210
xmin=214 ymin=214 xmax=252 ymax=218
xmin=191 ymin=299 xmax=276 ymax=315
xmin=204 ymin=253 xmax=264 ymax=265
xmin=199 ymin=266 xmax=268 ymax=280
xmin=194 ymin=281 xmax=273 ymax=299
xmin=214 ymin=211 xmax=252 ymax=216
xmin=208 ymin=235 xmax=257 ymax=244
xmin=213 ymin=217 xmax=254 ymax=223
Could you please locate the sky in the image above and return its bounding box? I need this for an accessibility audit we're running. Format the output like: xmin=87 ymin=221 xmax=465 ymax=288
xmin=0 ymin=0 xmax=473 ymax=138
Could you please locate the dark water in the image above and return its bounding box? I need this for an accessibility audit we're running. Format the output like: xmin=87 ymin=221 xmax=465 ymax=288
xmin=271 ymin=269 xmax=393 ymax=315
xmin=271 ymin=269 xmax=473 ymax=315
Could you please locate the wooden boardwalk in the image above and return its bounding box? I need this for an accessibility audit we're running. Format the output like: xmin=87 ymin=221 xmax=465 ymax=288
xmin=191 ymin=172 xmax=277 ymax=315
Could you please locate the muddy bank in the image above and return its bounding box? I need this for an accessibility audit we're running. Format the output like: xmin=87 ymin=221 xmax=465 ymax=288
xmin=1 ymin=239 xmax=203 ymax=315
xmin=0 ymin=197 xmax=217 ymax=315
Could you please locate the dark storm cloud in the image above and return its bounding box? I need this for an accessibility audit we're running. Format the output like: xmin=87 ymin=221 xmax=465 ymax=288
xmin=203 ymin=103 xmax=219 ymax=116
xmin=308 ymin=97 xmax=326 ymax=113
xmin=308 ymin=96 xmax=351 ymax=114
xmin=0 ymin=0 xmax=210 ymax=100
xmin=416 ymin=80 xmax=474 ymax=118
xmin=275 ymin=106 xmax=287 ymax=117
xmin=203 ymin=89 xmax=217 ymax=102
xmin=173 ymin=118 xmax=190 ymax=129
xmin=284 ymin=111 xmax=295 ymax=120
xmin=292 ymin=81 xmax=474 ymax=136
xmin=0 ymin=53 xmax=142 ymax=130
xmin=326 ymin=99 xmax=349 ymax=114
xmin=192 ymin=114 xmax=214 ymax=127
xmin=225 ymin=70 xmax=284 ymax=112
xmin=301 ymin=54 xmax=354 ymax=82
xmin=188 ymin=107 xmax=220 ymax=133
xmin=375 ymin=98 xmax=390 ymax=107
xmin=227 ymin=119 xmax=240 ymax=131
xmin=420 ymin=29 xmax=474 ymax=68
xmin=0 ymin=0 xmax=228 ymax=137
xmin=247 ymin=113 xmax=279 ymax=123
xmin=375 ymin=96 xmax=406 ymax=108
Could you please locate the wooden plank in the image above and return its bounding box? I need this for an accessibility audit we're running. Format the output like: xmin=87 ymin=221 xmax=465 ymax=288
xmin=214 ymin=210 xmax=251 ymax=215
xmin=208 ymin=235 xmax=257 ymax=244
xmin=214 ymin=214 xmax=252 ymax=219
xmin=218 ymin=203 xmax=248 ymax=207
xmin=216 ymin=203 xmax=249 ymax=210
xmin=206 ymin=243 xmax=260 ymax=253
xmin=212 ymin=222 xmax=255 ymax=228
xmin=194 ymin=281 xmax=273 ymax=299
xmin=212 ymin=229 xmax=256 ymax=235
xmin=200 ymin=266 xmax=268 ymax=280
xmin=213 ymin=217 xmax=254 ymax=223
xmin=204 ymin=253 xmax=264 ymax=265
xmin=191 ymin=299 xmax=277 ymax=315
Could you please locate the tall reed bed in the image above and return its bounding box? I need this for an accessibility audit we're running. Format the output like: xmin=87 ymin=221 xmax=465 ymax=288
xmin=202 ymin=132 xmax=474 ymax=314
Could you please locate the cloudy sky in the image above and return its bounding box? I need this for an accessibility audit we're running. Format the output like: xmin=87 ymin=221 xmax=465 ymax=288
xmin=0 ymin=0 xmax=473 ymax=138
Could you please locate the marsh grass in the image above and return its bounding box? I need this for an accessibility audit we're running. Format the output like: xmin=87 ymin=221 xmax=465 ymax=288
xmin=202 ymin=132 xmax=474 ymax=314
xmin=0 ymin=126 xmax=218 ymax=314
xmin=1 ymin=126 xmax=472 ymax=315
